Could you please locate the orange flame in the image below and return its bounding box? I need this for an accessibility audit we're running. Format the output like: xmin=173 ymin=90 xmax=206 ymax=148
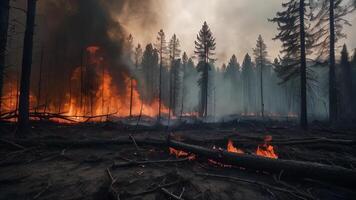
xmin=256 ymin=135 xmax=278 ymax=159
xmin=227 ymin=139 xmax=244 ymax=154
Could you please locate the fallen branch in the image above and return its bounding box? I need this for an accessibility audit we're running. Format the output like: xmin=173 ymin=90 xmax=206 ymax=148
xmin=161 ymin=188 xmax=185 ymax=200
xmin=7 ymin=137 xmax=165 ymax=149
xmin=0 ymin=138 xmax=26 ymax=150
xmin=197 ymin=173 xmax=314 ymax=200
xmin=168 ymin=139 xmax=356 ymax=187
xmin=126 ymin=180 xmax=182 ymax=197
xmin=111 ymin=158 xmax=190 ymax=169
xmin=33 ymin=180 xmax=51 ymax=200
xmin=106 ymin=168 xmax=120 ymax=200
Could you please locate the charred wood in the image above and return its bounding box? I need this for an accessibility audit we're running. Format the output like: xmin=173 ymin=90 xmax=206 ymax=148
xmin=168 ymin=139 xmax=356 ymax=187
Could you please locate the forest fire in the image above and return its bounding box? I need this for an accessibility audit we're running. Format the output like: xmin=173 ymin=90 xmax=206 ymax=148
xmin=0 ymin=45 xmax=170 ymax=123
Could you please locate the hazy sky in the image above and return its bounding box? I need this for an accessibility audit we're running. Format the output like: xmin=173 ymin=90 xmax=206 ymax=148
xmin=118 ymin=0 xmax=356 ymax=66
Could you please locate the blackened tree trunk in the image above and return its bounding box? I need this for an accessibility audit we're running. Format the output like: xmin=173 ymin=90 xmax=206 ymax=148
xmin=299 ymin=0 xmax=308 ymax=129
xmin=329 ymin=0 xmax=338 ymax=124
xmin=17 ymin=0 xmax=37 ymax=136
xmin=0 ymin=0 xmax=10 ymax=113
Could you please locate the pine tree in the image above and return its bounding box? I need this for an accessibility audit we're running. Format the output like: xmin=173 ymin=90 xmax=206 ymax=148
xmin=17 ymin=0 xmax=38 ymax=136
xmin=241 ymin=54 xmax=255 ymax=114
xmin=253 ymin=35 xmax=269 ymax=117
xmin=0 ymin=0 xmax=10 ymax=113
xmin=339 ymin=44 xmax=352 ymax=119
xmin=168 ymin=34 xmax=181 ymax=116
xmin=225 ymin=55 xmax=240 ymax=103
xmin=310 ymin=0 xmax=355 ymax=123
xmin=141 ymin=44 xmax=159 ymax=103
xmin=180 ymin=52 xmax=188 ymax=118
xmin=270 ymin=0 xmax=311 ymax=129
xmin=126 ymin=34 xmax=135 ymax=117
xmin=194 ymin=22 xmax=216 ymax=117
xmin=155 ymin=29 xmax=168 ymax=122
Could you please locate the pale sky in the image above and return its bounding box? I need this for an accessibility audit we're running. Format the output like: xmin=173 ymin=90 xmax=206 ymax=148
xmin=118 ymin=0 xmax=356 ymax=66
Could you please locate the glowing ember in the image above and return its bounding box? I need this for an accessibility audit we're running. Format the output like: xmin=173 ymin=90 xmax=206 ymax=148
xmin=227 ymin=139 xmax=244 ymax=154
xmin=169 ymin=147 xmax=196 ymax=160
xmin=256 ymin=135 xmax=278 ymax=159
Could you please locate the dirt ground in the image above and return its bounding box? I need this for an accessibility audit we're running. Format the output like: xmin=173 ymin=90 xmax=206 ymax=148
xmin=0 ymin=120 xmax=355 ymax=200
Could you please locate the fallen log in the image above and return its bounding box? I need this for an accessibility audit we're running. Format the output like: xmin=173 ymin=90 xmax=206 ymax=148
xmin=5 ymin=137 xmax=165 ymax=149
xmin=111 ymin=157 xmax=190 ymax=169
xmin=168 ymin=138 xmax=356 ymax=187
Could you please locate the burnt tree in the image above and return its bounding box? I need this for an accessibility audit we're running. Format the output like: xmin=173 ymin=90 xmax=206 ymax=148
xmin=155 ymin=29 xmax=168 ymax=122
xmin=0 ymin=0 xmax=10 ymax=113
xmin=17 ymin=0 xmax=37 ymax=136
xmin=270 ymin=0 xmax=310 ymax=129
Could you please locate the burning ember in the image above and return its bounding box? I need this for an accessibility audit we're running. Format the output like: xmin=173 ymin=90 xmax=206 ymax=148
xmin=169 ymin=147 xmax=196 ymax=160
xmin=256 ymin=135 xmax=278 ymax=159
xmin=227 ymin=139 xmax=244 ymax=154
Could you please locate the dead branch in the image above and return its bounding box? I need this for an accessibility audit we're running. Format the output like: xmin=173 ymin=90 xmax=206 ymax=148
xmin=168 ymin=139 xmax=356 ymax=187
xmin=8 ymin=137 xmax=165 ymax=149
xmin=32 ymin=180 xmax=51 ymax=200
xmin=0 ymin=138 xmax=26 ymax=150
xmin=127 ymin=180 xmax=183 ymax=197
xmin=106 ymin=168 xmax=120 ymax=200
xmin=129 ymin=134 xmax=140 ymax=151
xmin=161 ymin=187 xmax=185 ymax=200
xmin=111 ymin=157 xmax=190 ymax=169
xmin=197 ymin=173 xmax=314 ymax=200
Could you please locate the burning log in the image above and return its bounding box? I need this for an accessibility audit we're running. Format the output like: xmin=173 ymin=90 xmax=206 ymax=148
xmin=167 ymin=138 xmax=356 ymax=187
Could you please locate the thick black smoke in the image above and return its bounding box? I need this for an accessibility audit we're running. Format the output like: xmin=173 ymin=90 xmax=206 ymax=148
xmin=32 ymin=0 xmax=160 ymax=106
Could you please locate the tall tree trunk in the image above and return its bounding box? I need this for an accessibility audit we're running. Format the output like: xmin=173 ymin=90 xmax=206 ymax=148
xmin=329 ymin=0 xmax=337 ymax=124
xmin=180 ymin=63 xmax=186 ymax=119
xmin=129 ymin=77 xmax=133 ymax=117
xmin=259 ymin=43 xmax=264 ymax=118
xmin=158 ymin=41 xmax=163 ymax=123
xmin=0 ymin=0 xmax=10 ymax=114
xmin=299 ymin=0 xmax=308 ymax=129
xmin=36 ymin=46 xmax=44 ymax=111
xmin=17 ymin=0 xmax=37 ymax=136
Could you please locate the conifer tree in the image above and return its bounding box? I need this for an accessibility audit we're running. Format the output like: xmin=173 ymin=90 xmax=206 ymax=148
xmin=155 ymin=29 xmax=168 ymax=122
xmin=168 ymin=34 xmax=181 ymax=116
xmin=194 ymin=22 xmax=216 ymax=117
xmin=241 ymin=54 xmax=255 ymax=114
xmin=310 ymin=0 xmax=355 ymax=123
xmin=253 ymin=35 xmax=268 ymax=117
xmin=339 ymin=44 xmax=352 ymax=118
xmin=141 ymin=44 xmax=159 ymax=103
xmin=270 ymin=0 xmax=311 ymax=129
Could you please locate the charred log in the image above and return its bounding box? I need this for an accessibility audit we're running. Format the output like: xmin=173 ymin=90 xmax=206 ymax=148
xmin=168 ymin=138 xmax=356 ymax=187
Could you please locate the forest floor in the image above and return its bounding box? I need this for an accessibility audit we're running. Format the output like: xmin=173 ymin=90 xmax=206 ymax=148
xmin=0 ymin=119 xmax=355 ymax=200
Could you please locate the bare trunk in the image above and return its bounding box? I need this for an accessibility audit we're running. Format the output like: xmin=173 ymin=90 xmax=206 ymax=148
xmin=36 ymin=46 xmax=44 ymax=110
xmin=299 ymin=0 xmax=308 ymax=129
xmin=17 ymin=0 xmax=37 ymax=136
xmin=329 ymin=0 xmax=337 ymax=124
xmin=129 ymin=77 xmax=133 ymax=117
xmin=0 ymin=0 xmax=10 ymax=113
xmin=259 ymin=42 xmax=264 ymax=118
